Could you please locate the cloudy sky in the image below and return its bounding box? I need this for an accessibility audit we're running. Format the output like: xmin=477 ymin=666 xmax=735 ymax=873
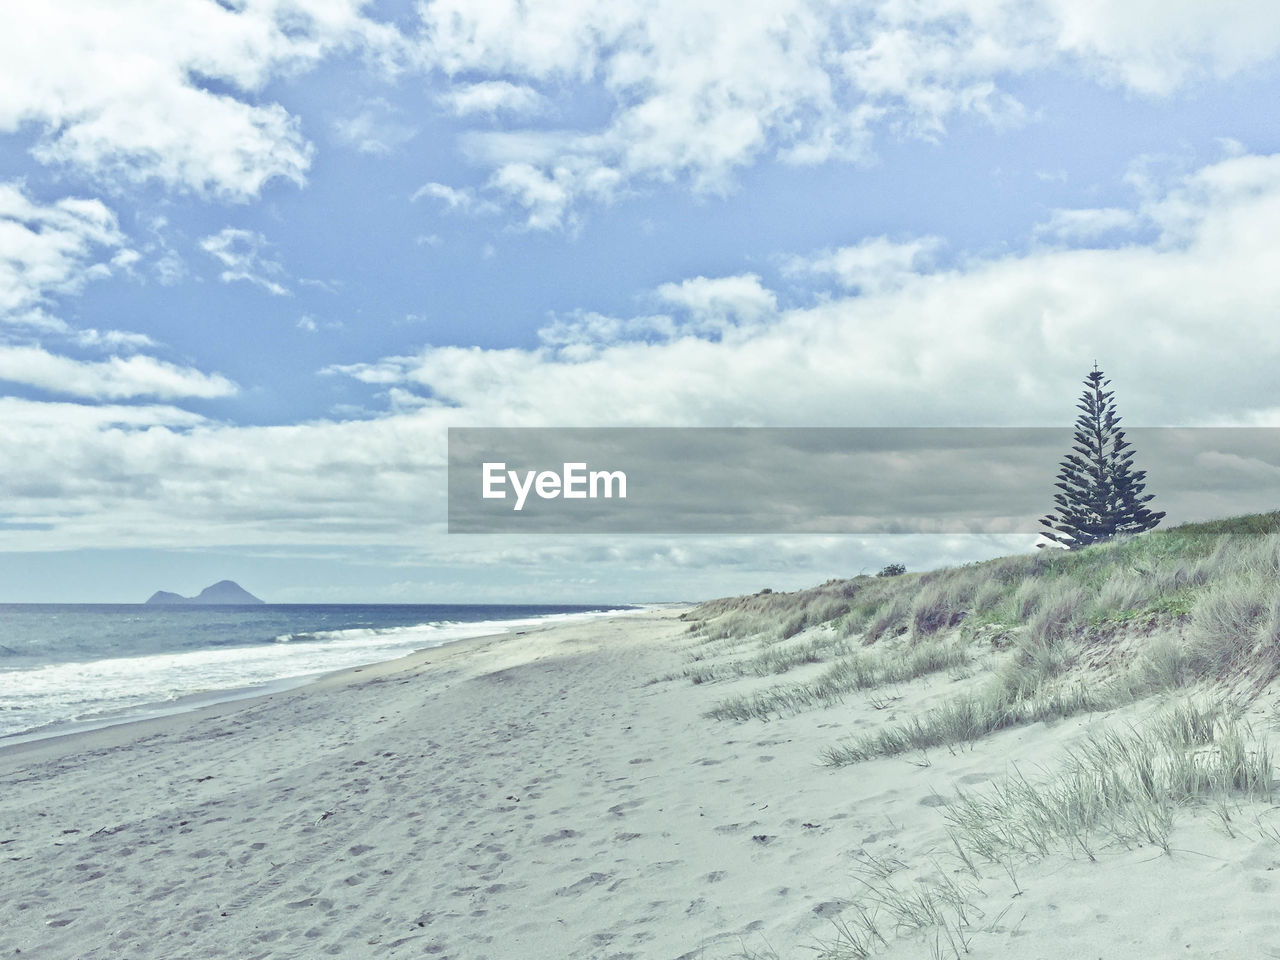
xmin=3 ymin=0 xmax=1280 ymax=602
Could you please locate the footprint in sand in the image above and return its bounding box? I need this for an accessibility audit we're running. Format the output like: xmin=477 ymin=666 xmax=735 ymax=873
xmin=556 ymin=872 xmax=612 ymax=896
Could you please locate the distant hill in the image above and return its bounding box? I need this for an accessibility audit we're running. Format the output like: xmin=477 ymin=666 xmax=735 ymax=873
xmin=145 ymin=580 xmax=265 ymax=605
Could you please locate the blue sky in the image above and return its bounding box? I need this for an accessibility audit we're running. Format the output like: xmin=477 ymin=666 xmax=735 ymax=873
xmin=4 ymin=0 xmax=1280 ymax=602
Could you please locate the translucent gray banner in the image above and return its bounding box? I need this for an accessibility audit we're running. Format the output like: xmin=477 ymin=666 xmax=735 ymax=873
xmin=447 ymin=428 xmax=1280 ymax=534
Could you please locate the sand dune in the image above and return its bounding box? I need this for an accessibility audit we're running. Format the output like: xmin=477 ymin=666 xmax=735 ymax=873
xmin=3 ymin=608 xmax=1279 ymax=959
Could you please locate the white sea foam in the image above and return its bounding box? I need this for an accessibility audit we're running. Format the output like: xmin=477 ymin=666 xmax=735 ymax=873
xmin=0 ymin=609 xmax=626 ymax=743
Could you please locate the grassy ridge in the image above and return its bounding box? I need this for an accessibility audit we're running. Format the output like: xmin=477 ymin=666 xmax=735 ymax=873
xmin=673 ymin=512 xmax=1280 ymax=754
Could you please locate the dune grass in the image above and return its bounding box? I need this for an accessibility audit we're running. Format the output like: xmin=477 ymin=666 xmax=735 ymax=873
xmin=705 ymin=640 xmax=972 ymax=721
xmin=680 ymin=514 xmax=1280 ymax=762
xmin=945 ymin=699 xmax=1271 ymax=862
xmin=819 ymin=678 xmax=1141 ymax=765
xmin=805 ymin=700 xmax=1276 ymax=960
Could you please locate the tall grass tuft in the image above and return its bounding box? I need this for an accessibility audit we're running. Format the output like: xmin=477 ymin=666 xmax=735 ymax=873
xmin=1186 ymin=576 xmax=1271 ymax=676
xmin=944 ymin=700 xmax=1273 ymax=862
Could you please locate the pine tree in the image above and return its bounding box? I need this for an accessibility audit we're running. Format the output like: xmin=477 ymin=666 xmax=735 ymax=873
xmin=1040 ymin=365 xmax=1165 ymax=549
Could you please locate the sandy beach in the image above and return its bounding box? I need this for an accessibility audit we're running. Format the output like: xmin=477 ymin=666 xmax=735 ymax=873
xmin=4 ymin=602 xmax=1280 ymax=960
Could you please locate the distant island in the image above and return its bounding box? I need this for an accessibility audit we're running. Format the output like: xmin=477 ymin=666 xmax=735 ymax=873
xmin=145 ymin=580 xmax=265 ymax=605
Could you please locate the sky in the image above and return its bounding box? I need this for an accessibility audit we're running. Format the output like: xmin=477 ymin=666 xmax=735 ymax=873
xmin=3 ymin=0 xmax=1280 ymax=602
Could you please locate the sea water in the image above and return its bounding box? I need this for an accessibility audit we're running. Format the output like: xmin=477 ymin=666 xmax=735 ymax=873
xmin=0 ymin=603 xmax=630 ymax=742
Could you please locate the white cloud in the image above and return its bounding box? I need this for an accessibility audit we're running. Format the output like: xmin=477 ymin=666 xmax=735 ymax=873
xmin=153 ymin=249 xmax=188 ymax=286
xmin=328 ymin=151 xmax=1280 ymax=431
xmin=0 ymin=410 xmax=448 ymax=552
xmin=488 ymin=159 xmax=621 ymax=231
xmin=836 ymin=17 xmax=1036 ymax=140
xmin=786 ymin=237 xmax=943 ymax=294
xmin=321 ymin=356 xmax=417 ymax=385
xmin=655 ymin=274 xmax=777 ymax=330
xmin=416 ymin=0 xmax=1280 ymax=227
xmin=1044 ymin=0 xmax=1280 ymax=94
xmin=537 ymin=310 xmax=677 ymax=357
xmin=74 ymin=328 xmax=157 ymax=351
xmin=420 ymin=0 xmax=840 ymax=226
xmin=1142 ymin=151 xmax=1280 ymax=245
xmin=0 ymin=396 xmax=210 ymax=430
xmin=440 ymin=81 xmax=547 ymax=117
xmin=298 ymin=277 xmax=342 ymax=294
xmin=4 ymin=309 xmax=72 ymax=333
xmin=200 ymin=228 xmax=290 ymax=295
xmin=536 ymin=274 xmax=778 ymax=355
xmin=0 ymin=181 xmax=129 ymax=319
xmin=1035 ymin=207 xmax=1143 ymax=243
xmin=138 ymin=216 xmax=188 ymax=286
xmin=0 ymin=0 xmax=404 ymax=199
xmin=459 ymin=129 xmax=588 ymax=167
xmin=332 ymin=97 xmax=417 ymax=154
xmin=410 ymin=181 xmax=499 ymax=216
xmin=4 ymin=152 xmax=1280 ymax=552
xmin=0 ymin=345 xmax=237 ymax=400
xmin=411 ymin=182 xmax=470 ymax=209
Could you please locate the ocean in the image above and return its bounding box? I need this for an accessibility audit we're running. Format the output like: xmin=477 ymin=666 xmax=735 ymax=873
xmin=0 ymin=603 xmax=631 ymax=743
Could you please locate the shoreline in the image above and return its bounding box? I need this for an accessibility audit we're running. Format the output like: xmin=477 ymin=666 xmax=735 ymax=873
xmin=0 ymin=604 xmax=651 ymax=752
xmin=0 ymin=622 xmax=513 ymax=761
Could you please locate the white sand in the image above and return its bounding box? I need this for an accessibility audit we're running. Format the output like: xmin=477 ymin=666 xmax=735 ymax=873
xmin=3 ymin=609 xmax=1279 ymax=959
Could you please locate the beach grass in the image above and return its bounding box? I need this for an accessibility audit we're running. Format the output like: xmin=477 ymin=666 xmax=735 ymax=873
xmin=695 ymin=514 xmax=1280 ymax=960
xmin=676 ymin=513 xmax=1280 ymax=758
xmin=944 ymin=699 xmax=1272 ymax=862
xmin=801 ymin=700 xmax=1276 ymax=960
xmin=704 ymin=640 xmax=972 ymax=721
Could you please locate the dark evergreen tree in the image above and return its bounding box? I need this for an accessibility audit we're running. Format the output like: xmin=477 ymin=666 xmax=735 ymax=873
xmin=1040 ymin=365 xmax=1165 ymax=549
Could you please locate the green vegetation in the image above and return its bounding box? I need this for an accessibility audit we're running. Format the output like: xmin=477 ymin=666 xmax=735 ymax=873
xmin=672 ymin=511 xmax=1280 ymax=755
